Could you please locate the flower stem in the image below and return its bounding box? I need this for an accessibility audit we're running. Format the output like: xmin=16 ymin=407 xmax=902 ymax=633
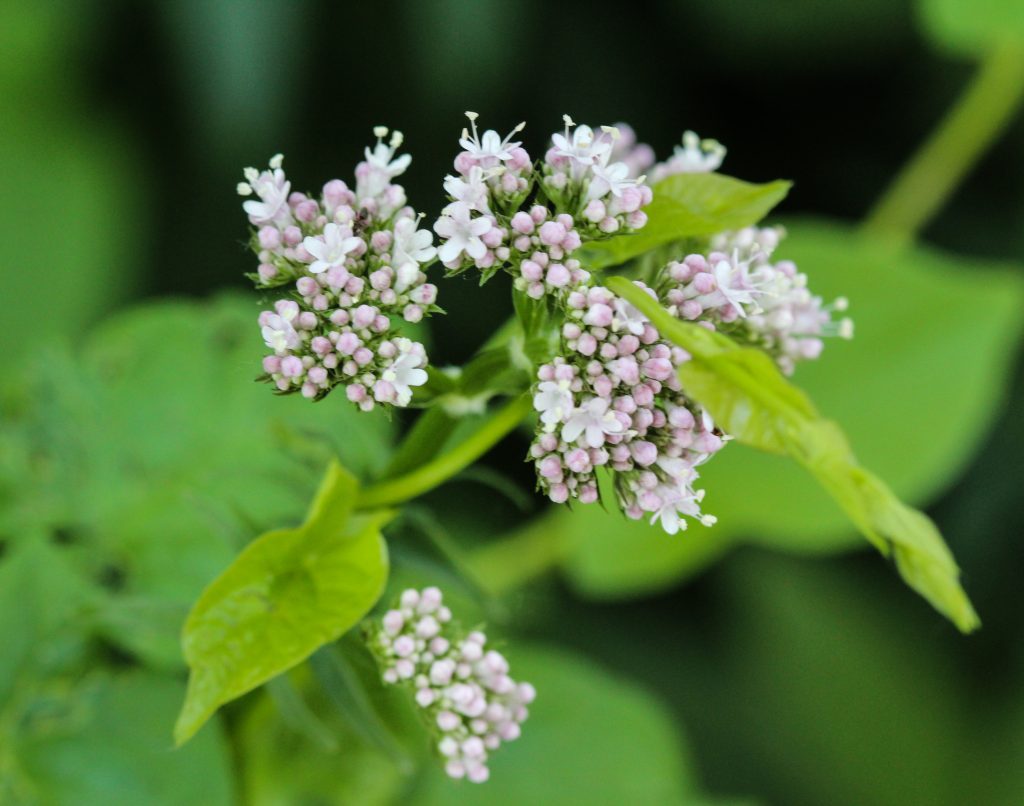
xmin=358 ymin=395 xmax=532 ymax=510
xmin=863 ymin=41 xmax=1024 ymax=247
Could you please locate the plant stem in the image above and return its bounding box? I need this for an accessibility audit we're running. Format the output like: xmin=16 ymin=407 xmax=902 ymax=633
xmin=358 ymin=395 xmax=532 ymax=510
xmin=863 ymin=41 xmax=1024 ymax=247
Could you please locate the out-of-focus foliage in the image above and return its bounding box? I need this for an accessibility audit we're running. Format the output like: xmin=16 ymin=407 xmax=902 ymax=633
xmin=918 ymin=0 xmax=1024 ymax=55
xmin=0 ymin=2 xmax=145 ymax=356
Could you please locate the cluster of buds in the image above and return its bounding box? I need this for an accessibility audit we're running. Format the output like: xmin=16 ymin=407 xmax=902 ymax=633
xmin=530 ymin=281 xmax=725 ymax=534
xmin=238 ymin=128 xmax=439 ymax=410
xmin=433 ymin=114 xmax=653 ymax=292
xmin=371 ymin=588 xmax=535 ymax=784
xmin=662 ymin=227 xmax=853 ymax=374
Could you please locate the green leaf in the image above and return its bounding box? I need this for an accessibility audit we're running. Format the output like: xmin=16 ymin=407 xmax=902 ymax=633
xmin=918 ymin=0 xmax=1024 ymax=56
xmin=410 ymin=644 xmax=703 ymax=805
xmin=555 ymin=220 xmax=1023 ymax=600
xmin=14 ymin=672 xmax=234 ymax=806
xmin=174 ymin=460 xmax=391 ymax=744
xmin=582 ymin=173 xmax=791 ymax=270
xmin=607 ymin=274 xmax=980 ymax=632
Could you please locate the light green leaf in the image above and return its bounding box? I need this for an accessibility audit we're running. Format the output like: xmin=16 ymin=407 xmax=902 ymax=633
xmin=918 ymin=0 xmax=1024 ymax=56
xmin=14 ymin=673 xmax=234 ymax=806
xmin=582 ymin=173 xmax=791 ymax=269
xmin=174 ymin=460 xmax=391 ymax=744
xmin=607 ymin=274 xmax=980 ymax=632
xmin=556 ymin=219 xmax=1023 ymax=599
xmin=410 ymin=644 xmax=703 ymax=805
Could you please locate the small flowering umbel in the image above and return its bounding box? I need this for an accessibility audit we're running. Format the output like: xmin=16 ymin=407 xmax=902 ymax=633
xmin=370 ymin=588 xmax=534 ymax=784
xmin=237 ymin=129 xmax=439 ymax=411
xmin=432 ymin=113 xmax=653 ymax=296
xmin=527 ymin=223 xmax=852 ymax=533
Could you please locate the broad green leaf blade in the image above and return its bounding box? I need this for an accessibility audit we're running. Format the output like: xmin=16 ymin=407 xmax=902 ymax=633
xmin=607 ymin=275 xmax=980 ymax=632
xmin=918 ymin=0 xmax=1024 ymax=56
xmin=582 ymin=173 xmax=791 ymax=269
xmin=174 ymin=461 xmax=391 ymax=744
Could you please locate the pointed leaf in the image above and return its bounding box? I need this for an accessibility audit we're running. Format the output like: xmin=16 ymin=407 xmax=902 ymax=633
xmin=607 ymin=275 xmax=980 ymax=632
xmin=175 ymin=461 xmax=391 ymax=744
xmin=582 ymin=173 xmax=791 ymax=269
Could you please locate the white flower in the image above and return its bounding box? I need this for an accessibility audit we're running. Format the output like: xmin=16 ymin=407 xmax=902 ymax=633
xmin=611 ymin=296 xmax=648 ymax=336
xmin=587 ymin=160 xmax=634 ymax=201
xmin=355 ymin=128 xmax=411 ymax=199
xmin=261 ymin=303 xmax=300 ymax=355
xmin=433 ymin=202 xmax=492 ymax=264
xmin=444 ymin=167 xmax=492 ymax=214
xmin=392 ymin=217 xmax=436 ymax=292
xmin=303 ymin=223 xmax=363 ymax=274
xmin=242 ymin=165 xmax=291 ymax=224
xmin=533 ymin=380 xmax=574 ymax=428
xmin=383 ymin=345 xmax=428 ymax=406
xmin=551 ymin=123 xmax=611 ymax=168
xmin=562 ymin=396 xmax=625 ymax=448
xmin=652 ymin=131 xmax=726 ymax=181
xmin=649 ymin=484 xmax=703 ymax=535
xmin=458 ymin=112 xmax=525 ymax=163
xmin=708 ymin=255 xmax=760 ymax=318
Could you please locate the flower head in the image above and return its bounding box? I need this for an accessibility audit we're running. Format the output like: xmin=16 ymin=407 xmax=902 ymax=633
xmin=372 ymin=587 xmax=534 ymax=784
xmin=458 ymin=112 xmax=526 ymax=167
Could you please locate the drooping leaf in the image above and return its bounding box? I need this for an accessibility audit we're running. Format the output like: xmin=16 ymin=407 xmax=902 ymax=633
xmin=554 ymin=219 xmax=1023 ymax=599
xmin=582 ymin=173 xmax=791 ymax=270
xmin=174 ymin=460 xmax=391 ymax=744
xmin=607 ymin=274 xmax=980 ymax=632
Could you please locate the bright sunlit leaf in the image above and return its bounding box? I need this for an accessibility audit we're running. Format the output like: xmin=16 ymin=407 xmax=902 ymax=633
xmin=607 ymin=275 xmax=980 ymax=632
xmin=175 ymin=461 xmax=391 ymax=744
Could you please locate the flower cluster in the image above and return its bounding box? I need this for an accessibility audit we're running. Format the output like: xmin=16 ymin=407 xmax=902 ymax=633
xmin=238 ymin=129 xmax=438 ymax=410
xmin=662 ymin=227 xmax=853 ymax=374
xmin=372 ymin=588 xmax=534 ymax=784
xmin=433 ymin=114 xmax=653 ymax=293
xmin=529 ymin=281 xmax=725 ymax=534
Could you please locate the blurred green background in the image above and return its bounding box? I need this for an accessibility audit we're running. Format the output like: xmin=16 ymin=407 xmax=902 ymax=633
xmin=3 ymin=1 xmax=1024 ymax=804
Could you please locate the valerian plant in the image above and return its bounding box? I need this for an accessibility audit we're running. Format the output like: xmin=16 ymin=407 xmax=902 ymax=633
xmin=174 ymin=112 xmax=980 ymax=785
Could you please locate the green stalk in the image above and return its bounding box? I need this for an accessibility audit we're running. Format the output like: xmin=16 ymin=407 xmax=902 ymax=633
xmin=863 ymin=41 xmax=1024 ymax=246
xmin=358 ymin=395 xmax=532 ymax=510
